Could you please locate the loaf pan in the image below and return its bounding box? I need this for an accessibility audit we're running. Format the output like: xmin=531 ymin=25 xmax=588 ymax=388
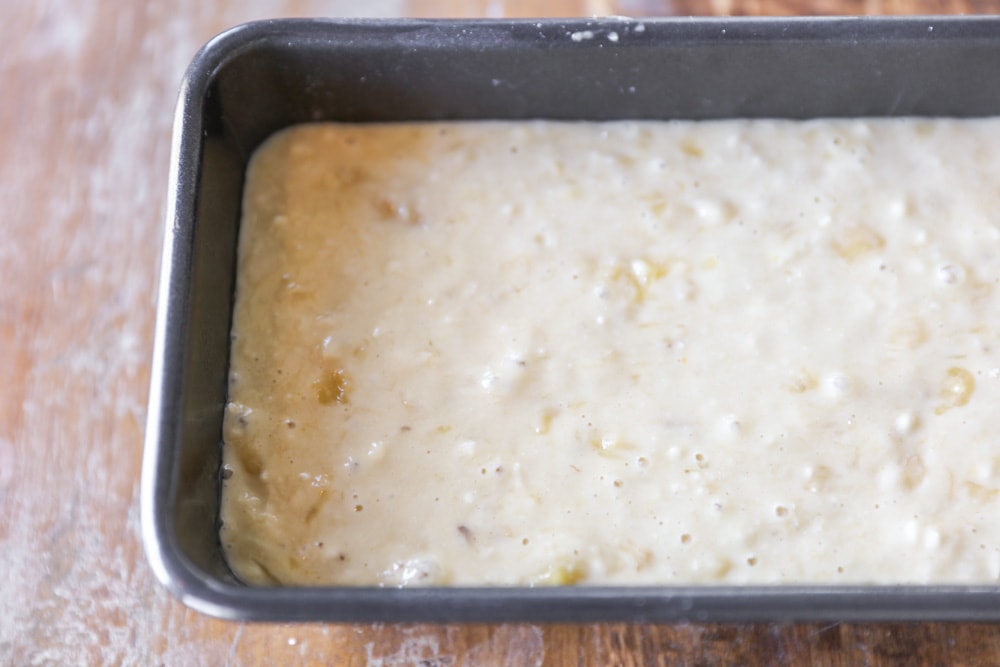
xmin=142 ymin=16 xmax=1000 ymax=622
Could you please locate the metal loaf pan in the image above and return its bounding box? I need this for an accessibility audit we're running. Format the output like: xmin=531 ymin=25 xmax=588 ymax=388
xmin=142 ymin=17 xmax=1000 ymax=622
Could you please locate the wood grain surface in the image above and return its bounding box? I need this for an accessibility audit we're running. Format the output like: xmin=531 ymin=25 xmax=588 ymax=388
xmin=3 ymin=0 xmax=1000 ymax=664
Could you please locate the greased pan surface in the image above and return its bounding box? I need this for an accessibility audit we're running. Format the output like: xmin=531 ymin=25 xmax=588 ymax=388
xmin=142 ymin=17 xmax=1000 ymax=622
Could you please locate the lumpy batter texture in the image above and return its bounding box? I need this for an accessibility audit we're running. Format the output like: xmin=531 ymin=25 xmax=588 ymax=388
xmin=221 ymin=120 xmax=1000 ymax=586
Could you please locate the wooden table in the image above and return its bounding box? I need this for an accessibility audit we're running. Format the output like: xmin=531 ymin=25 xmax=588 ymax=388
xmin=4 ymin=0 xmax=1000 ymax=664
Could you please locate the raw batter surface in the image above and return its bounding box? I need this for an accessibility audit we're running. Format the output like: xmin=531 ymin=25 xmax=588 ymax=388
xmin=221 ymin=120 xmax=1000 ymax=586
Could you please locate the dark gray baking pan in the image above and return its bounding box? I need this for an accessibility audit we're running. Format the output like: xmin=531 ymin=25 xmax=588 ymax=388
xmin=142 ymin=16 xmax=1000 ymax=622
